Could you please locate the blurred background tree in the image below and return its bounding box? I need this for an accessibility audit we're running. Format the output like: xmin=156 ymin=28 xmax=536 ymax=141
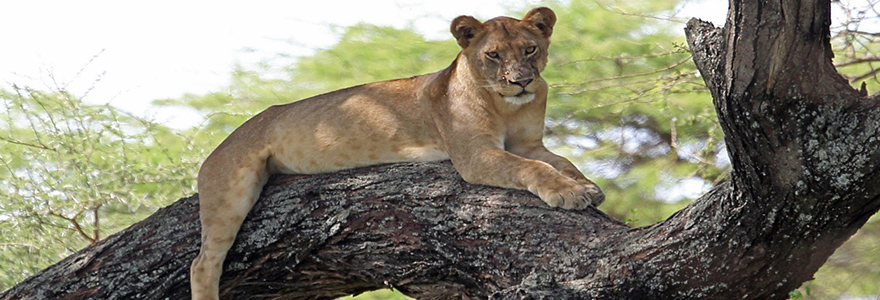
xmin=1 ymin=0 xmax=878 ymax=299
xmin=0 ymin=86 xmax=203 ymax=287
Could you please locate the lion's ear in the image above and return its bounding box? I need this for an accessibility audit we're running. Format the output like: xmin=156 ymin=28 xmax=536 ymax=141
xmin=450 ymin=16 xmax=484 ymax=48
xmin=522 ymin=7 xmax=556 ymax=38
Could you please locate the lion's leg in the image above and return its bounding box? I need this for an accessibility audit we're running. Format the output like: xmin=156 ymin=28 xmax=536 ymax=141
xmin=507 ymin=144 xmax=604 ymax=206
xmin=453 ymin=148 xmax=566 ymax=207
xmin=190 ymin=152 xmax=269 ymax=300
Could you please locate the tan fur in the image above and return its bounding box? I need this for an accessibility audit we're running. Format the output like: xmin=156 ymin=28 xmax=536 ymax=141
xmin=190 ymin=7 xmax=604 ymax=299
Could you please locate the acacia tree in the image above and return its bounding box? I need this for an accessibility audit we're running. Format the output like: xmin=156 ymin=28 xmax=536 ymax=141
xmin=2 ymin=0 xmax=880 ymax=299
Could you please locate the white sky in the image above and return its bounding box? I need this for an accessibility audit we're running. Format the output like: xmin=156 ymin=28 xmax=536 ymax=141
xmin=0 ymin=0 xmax=727 ymax=127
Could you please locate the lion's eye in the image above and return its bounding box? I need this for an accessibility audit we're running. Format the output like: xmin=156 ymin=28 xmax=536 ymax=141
xmin=525 ymin=46 xmax=537 ymax=55
xmin=486 ymin=51 xmax=499 ymax=59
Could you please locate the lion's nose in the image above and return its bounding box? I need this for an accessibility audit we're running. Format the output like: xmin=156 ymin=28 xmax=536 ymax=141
xmin=509 ymin=78 xmax=533 ymax=87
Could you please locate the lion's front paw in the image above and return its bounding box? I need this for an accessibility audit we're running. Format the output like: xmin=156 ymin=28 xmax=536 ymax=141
xmin=583 ymin=182 xmax=604 ymax=207
xmin=560 ymin=170 xmax=605 ymax=207
xmin=535 ymin=178 xmax=604 ymax=210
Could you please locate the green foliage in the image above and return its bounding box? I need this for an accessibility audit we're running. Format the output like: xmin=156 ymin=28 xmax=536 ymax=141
xmin=0 ymin=86 xmax=202 ymax=289
xmin=789 ymin=282 xmax=811 ymax=299
xmin=292 ymin=24 xmax=458 ymax=89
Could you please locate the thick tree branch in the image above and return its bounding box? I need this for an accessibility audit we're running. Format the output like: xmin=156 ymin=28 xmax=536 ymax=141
xmin=1 ymin=161 xmax=630 ymax=300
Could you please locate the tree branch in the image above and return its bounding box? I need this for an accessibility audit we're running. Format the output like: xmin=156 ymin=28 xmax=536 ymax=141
xmin=1 ymin=161 xmax=630 ymax=300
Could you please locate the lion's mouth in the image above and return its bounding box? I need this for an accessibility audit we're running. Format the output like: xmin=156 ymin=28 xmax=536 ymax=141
xmin=499 ymin=87 xmax=531 ymax=98
xmin=501 ymin=91 xmax=536 ymax=105
xmin=499 ymin=91 xmax=527 ymax=96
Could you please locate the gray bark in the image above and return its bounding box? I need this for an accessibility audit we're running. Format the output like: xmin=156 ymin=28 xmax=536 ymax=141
xmin=3 ymin=1 xmax=880 ymax=299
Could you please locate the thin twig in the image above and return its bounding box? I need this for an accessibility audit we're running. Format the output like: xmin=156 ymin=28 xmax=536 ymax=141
xmin=0 ymin=136 xmax=56 ymax=151
xmin=48 ymin=209 xmax=96 ymax=244
xmin=851 ymin=68 xmax=880 ymax=83
xmin=835 ymin=57 xmax=880 ymax=67
xmin=554 ymin=56 xmax=694 ymax=88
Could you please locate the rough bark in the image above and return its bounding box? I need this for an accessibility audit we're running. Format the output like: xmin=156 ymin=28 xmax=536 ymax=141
xmin=3 ymin=0 xmax=880 ymax=299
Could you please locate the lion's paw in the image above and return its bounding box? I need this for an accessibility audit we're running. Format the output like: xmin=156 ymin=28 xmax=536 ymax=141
xmin=535 ymin=178 xmax=604 ymax=210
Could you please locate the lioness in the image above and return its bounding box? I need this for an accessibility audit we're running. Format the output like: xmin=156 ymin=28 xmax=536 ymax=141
xmin=190 ymin=7 xmax=604 ymax=299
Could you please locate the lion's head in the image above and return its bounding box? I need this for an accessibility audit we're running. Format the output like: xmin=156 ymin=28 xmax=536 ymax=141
xmin=450 ymin=7 xmax=556 ymax=105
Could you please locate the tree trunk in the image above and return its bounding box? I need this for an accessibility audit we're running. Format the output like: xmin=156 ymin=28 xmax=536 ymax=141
xmin=3 ymin=1 xmax=880 ymax=299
